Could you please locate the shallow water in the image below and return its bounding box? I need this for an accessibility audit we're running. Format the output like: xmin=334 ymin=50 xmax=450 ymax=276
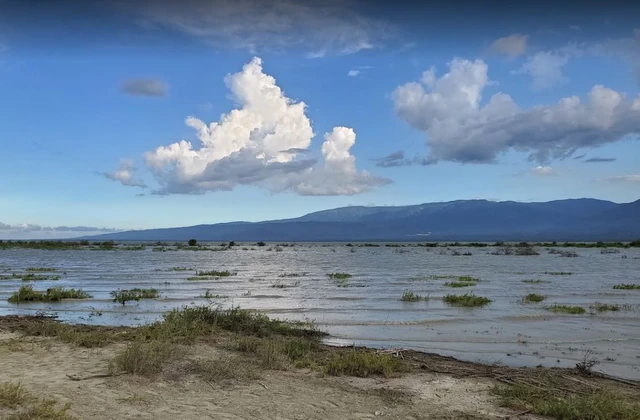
xmin=1 ymin=244 xmax=639 ymax=379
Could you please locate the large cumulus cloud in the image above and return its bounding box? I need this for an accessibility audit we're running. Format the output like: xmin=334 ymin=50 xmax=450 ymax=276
xmin=391 ymin=58 xmax=640 ymax=165
xmin=113 ymin=57 xmax=388 ymax=195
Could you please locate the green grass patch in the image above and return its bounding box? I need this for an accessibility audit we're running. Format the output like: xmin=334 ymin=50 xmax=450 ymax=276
xmin=613 ymin=284 xmax=640 ymax=290
xmin=592 ymin=302 xmax=620 ymax=312
xmin=323 ymin=349 xmax=405 ymax=378
xmin=494 ymin=382 xmax=640 ymax=420
xmin=521 ymin=279 xmax=550 ymax=284
xmin=428 ymin=275 xmax=457 ymax=279
xmin=194 ymin=270 xmax=236 ymax=277
xmin=25 ymin=267 xmax=57 ymax=272
xmin=168 ymin=266 xmax=191 ymax=271
xmin=444 ymin=281 xmax=476 ymax=288
xmin=7 ymin=286 xmax=92 ymax=303
xmin=200 ymin=290 xmax=228 ymax=299
xmin=327 ymin=273 xmax=352 ymax=279
xmin=522 ymin=293 xmax=546 ymax=303
xmin=111 ymin=288 xmax=160 ymax=305
xmin=20 ymin=274 xmax=61 ymax=281
xmin=110 ymin=340 xmax=179 ymax=376
xmin=547 ymin=304 xmax=586 ymax=314
xmin=400 ymin=291 xmax=423 ymax=302
xmin=458 ymin=276 xmax=480 ymax=282
xmin=443 ymin=293 xmax=491 ymax=307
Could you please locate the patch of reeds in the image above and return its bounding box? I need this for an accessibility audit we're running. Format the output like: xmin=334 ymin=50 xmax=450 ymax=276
xmin=443 ymin=293 xmax=491 ymax=307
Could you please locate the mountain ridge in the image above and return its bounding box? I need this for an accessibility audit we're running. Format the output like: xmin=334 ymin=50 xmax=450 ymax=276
xmin=78 ymin=198 xmax=640 ymax=242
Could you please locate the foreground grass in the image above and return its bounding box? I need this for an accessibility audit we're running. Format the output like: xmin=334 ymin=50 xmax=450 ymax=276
xmin=443 ymin=293 xmax=491 ymax=307
xmin=547 ymin=304 xmax=586 ymax=314
xmin=613 ymin=284 xmax=640 ymax=290
xmin=494 ymin=382 xmax=640 ymax=420
xmin=323 ymin=349 xmax=404 ymax=378
xmin=0 ymin=381 xmax=76 ymax=419
xmin=7 ymin=286 xmax=92 ymax=304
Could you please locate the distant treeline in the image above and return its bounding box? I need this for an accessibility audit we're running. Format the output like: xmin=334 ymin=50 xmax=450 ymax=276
xmin=1 ymin=239 xmax=639 ymax=250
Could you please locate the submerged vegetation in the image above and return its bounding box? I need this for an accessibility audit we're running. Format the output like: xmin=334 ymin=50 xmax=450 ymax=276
xmin=613 ymin=284 xmax=640 ymax=290
xmin=7 ymin=286 xmax=92 ymax=303
xmin=547 ymin=304 xmax=586 ymax=314
xmin=400 ymin=291 xmax=426 ymax=302
xmin=195 ymin=270 xmax=236 ymax=277
xmin=327 ymin=273 xmax=352 ymax=279
xmin=521 ymin=279 xmax=550 ymax=284
xmin=111 ymin=289 xmax=160 ymax=305
xmin=522 ymin=293 xmax=546 ymax=303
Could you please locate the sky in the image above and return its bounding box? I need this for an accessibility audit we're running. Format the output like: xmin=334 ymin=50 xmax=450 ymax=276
xmin=0 ymin=0 xmax=639 ymax=239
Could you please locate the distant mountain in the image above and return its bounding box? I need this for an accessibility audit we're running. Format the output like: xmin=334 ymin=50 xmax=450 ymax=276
xmin=79 ymin=198 xmax=640 ymax=242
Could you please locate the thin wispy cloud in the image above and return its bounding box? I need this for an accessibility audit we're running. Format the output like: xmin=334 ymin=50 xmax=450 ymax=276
xmin=490 ymin=33 xmax=528 ymax=57
xmin=584 ymin=157 xmax=617 ymax=163
xmin=120 ymin=78 xmax=168 ymax=97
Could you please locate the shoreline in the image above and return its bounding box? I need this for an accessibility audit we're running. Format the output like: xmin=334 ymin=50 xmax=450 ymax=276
xmin=1 ymin=311 xmax=640 ymax=419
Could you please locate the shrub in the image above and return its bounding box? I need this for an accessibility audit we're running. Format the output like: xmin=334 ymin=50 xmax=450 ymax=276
xmin=8 ymin=286 xmax=92 ymax=303
xmin=443 ymin=293 xmax=491 ymax=307
xmin=256 ymin=241 xmax=266 ymax=246
xmin=188 ymin=239 xmax=197 ymax=246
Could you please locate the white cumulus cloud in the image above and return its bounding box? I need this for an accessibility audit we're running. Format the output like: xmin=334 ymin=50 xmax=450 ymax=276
xmin=102 ymin=159 xmax=147 ymax=188
xmin=490 ymin=33 xmax=528 ymax=57
xmin=391 ymin=58 xmax=640 ymax=165
xmin=135 ymin=57 xmax=388 ymax=195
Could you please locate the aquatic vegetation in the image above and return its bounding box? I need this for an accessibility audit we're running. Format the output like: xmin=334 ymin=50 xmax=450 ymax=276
xmin=592 ymin=302 xmax=620 ymax=312
xmin=547 ymin=304 xmax=586 ymax=314
xmin=545 ymin=271 xmax=573 ymax=276
xmin=21 ymin=274 xmax=62 ymax=281
xmin=200 ymin=291 xmax=228 ymax=299
xmin=8 ymin=285 xmax=92 ymax=303
xmin=458 ymin=276 xmax=480 ymax=282
xmin=613 ymin=284 xmax=640 ymax=290
xmin=521 ymin=279 xmax=550 ymax=284
xmin=443 ymin=293 xmax=491 ymax=307
xmin=25 ymin=267 xmax=57 ymax=272
xmin=168 ymin=266 xmax=191 ymax=271
xmin=196 ymin=270 xmax=236 ymax=277
xmin=327 ymin=273 xmax=352 ymax=279
xmin=444 ymin=281 xmax=476 ymax=288
xmin=278 ymin=273 xmax=306 ymax=277
xmin=111 ymin=288 xmax=160 ymax=305
xmin=271 ymin=281 xmax=300 ymax=288
xmin=400 ymin=291 xmax=423 ymax=302
xmin=522 ymin=293 xmax=546 ymax=303
xmin=428 ymin=275 xmax=457 ymax=279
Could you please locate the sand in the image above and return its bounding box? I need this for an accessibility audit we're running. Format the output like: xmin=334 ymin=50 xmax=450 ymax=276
xmin=0 ymin=331 xmax=546 ymax=420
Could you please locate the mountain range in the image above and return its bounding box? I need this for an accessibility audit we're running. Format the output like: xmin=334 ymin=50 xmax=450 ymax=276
xmin=81 ymin=198 xmax=640 ymax=242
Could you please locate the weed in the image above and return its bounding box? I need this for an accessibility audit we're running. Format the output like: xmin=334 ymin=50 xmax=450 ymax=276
xmin=458 ymin=276 xmax=480 ymax=282
xmin=443 ymin=293 xmax=492 ymax=307
xmin=25 ymin=268 xmax=57 ymax=272
xmin=522 ymin=279 xmax=550 ymax=284
xmin=200 ymin=290 xmax=228 ymax=299
xmin=575 ymin=349 xmax=600 ymax=374
xmin=278 ymin=273 xmax=305 ymax=278
xmin=613 ymin=284 xmax=640 ymax=290
xmin=323 ymin=349 xmax=404 ymax=378
xmin=110 ymin=341 xmax=179 ymax=376
xmin=547 ymin=304 xmax=586 ymax=314
xmin=545 ymin=272 xmax=573 ymax=276
xmin=7 ymin=286 xmax=92 ymax=303
xmin=592 ymin=302 xmax=620 ymax=312
xmin=327 ymin=273 xmax=352 ymax=279
xmin=196 ymin=270 xmax=236 ymax=277
xmin=400 ymin=291 xmax=422 ymax=302
xmin=522 ymin=293 xmax=546 ymax=303
xmin=168 ymin=267 xmax=191 ymax=271
xmin=110 ymin=289 xmax=160 ymax=305
xmin=444 ymin=281 xmax=476 ymax=288
xmin=0 ymin=382 xmax=29 ymax=408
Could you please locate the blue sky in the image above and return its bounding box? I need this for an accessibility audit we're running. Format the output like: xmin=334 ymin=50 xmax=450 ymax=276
xmin=0 ymin=0 xmax=639 ymax=238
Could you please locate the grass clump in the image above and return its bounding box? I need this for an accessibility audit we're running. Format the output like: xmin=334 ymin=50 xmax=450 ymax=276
xmin=200 ymin=290 xmax=228 ymax=299
xmin=0 ymin=382 xmax=29 ymax=408
xmin=196 ymin=270 xmax=236 ymax=277
xmin=592 ymin=302 xmax=620 ymax=312
xmin=110 ymin=341 xmax=179 ymax=376
xmin=522 ymin=279 xmax=550 ymax=284
xmin=443 ymin=293 xmax=492 ymax=307
xmin=323 ymin=349 xmax=404 ymax=378
xmin=400 ymin=291 xmax=423 ymax=302
xmin=494 ymin=383 xmax=640 ymax=420
xmin=110 ymin=288 xmax=160 ymax=305
xmin=327 ymin=273 xmax=352 ymax=279
xmin=25 ymin=267 xmax=57 ymax=272
xmin=20 ymin=274 xmax=61 ymax=281
xmin=522 ymin=293 xmax=546 ymax=303
xmin=7 ymin=286 xmax=92 ymax=303
xmin=545 ymin=271 xmax=573 ymax=276
xmin=444 ymin=281 xmax=476 ymax=288
xmin=613 ymin=284 xmax=640 ymax=290
xmin=547 ymin=304 xmax=586 ymax=314
xmin=168 ymin=267 xmax=190 ymax=271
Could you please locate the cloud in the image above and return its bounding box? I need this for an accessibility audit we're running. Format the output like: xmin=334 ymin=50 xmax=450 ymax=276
xmin=590 ymin=29 xmax=640 ymax=83
xmin=490 ymin=34 xmax=528 ymax=57
xmin=584 ymin=157 xmax=617 ymax=163
xmin=530 ymin=166 xmax=557 ymax=176
xmin=605 ymin=174 xmax=640 ymax=183
xmin=392 ymin=58 xmax=640 ymax=165
xmin=0 ymin=222 xmax=120 ymax=240
xmin=573 ymin=153 xmax=586 ymax=160
xmin=119 ymin=0 xmax=390 ymax=57
xmin=348 ymin=70 xmax=361 ymax=77
xmin=102 ymin=159 xmax=147 ymax=188
xmin=139 ymin=57 xmax=389 ymax=195
xmin=120 ymin=78 xmax=168 ymax=97
xmin=371 ymin=151 xmax=436 ymax=167
xmin=515 ymin=51 xmax=570 ymax=90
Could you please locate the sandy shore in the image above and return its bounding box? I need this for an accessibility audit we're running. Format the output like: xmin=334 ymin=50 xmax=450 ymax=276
xmin=1 ymin=314 xmax=638 ymax=420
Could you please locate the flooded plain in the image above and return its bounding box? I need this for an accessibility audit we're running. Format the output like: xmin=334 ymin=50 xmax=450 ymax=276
xmin=1 ymin=243 xmax=639 ymax=380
